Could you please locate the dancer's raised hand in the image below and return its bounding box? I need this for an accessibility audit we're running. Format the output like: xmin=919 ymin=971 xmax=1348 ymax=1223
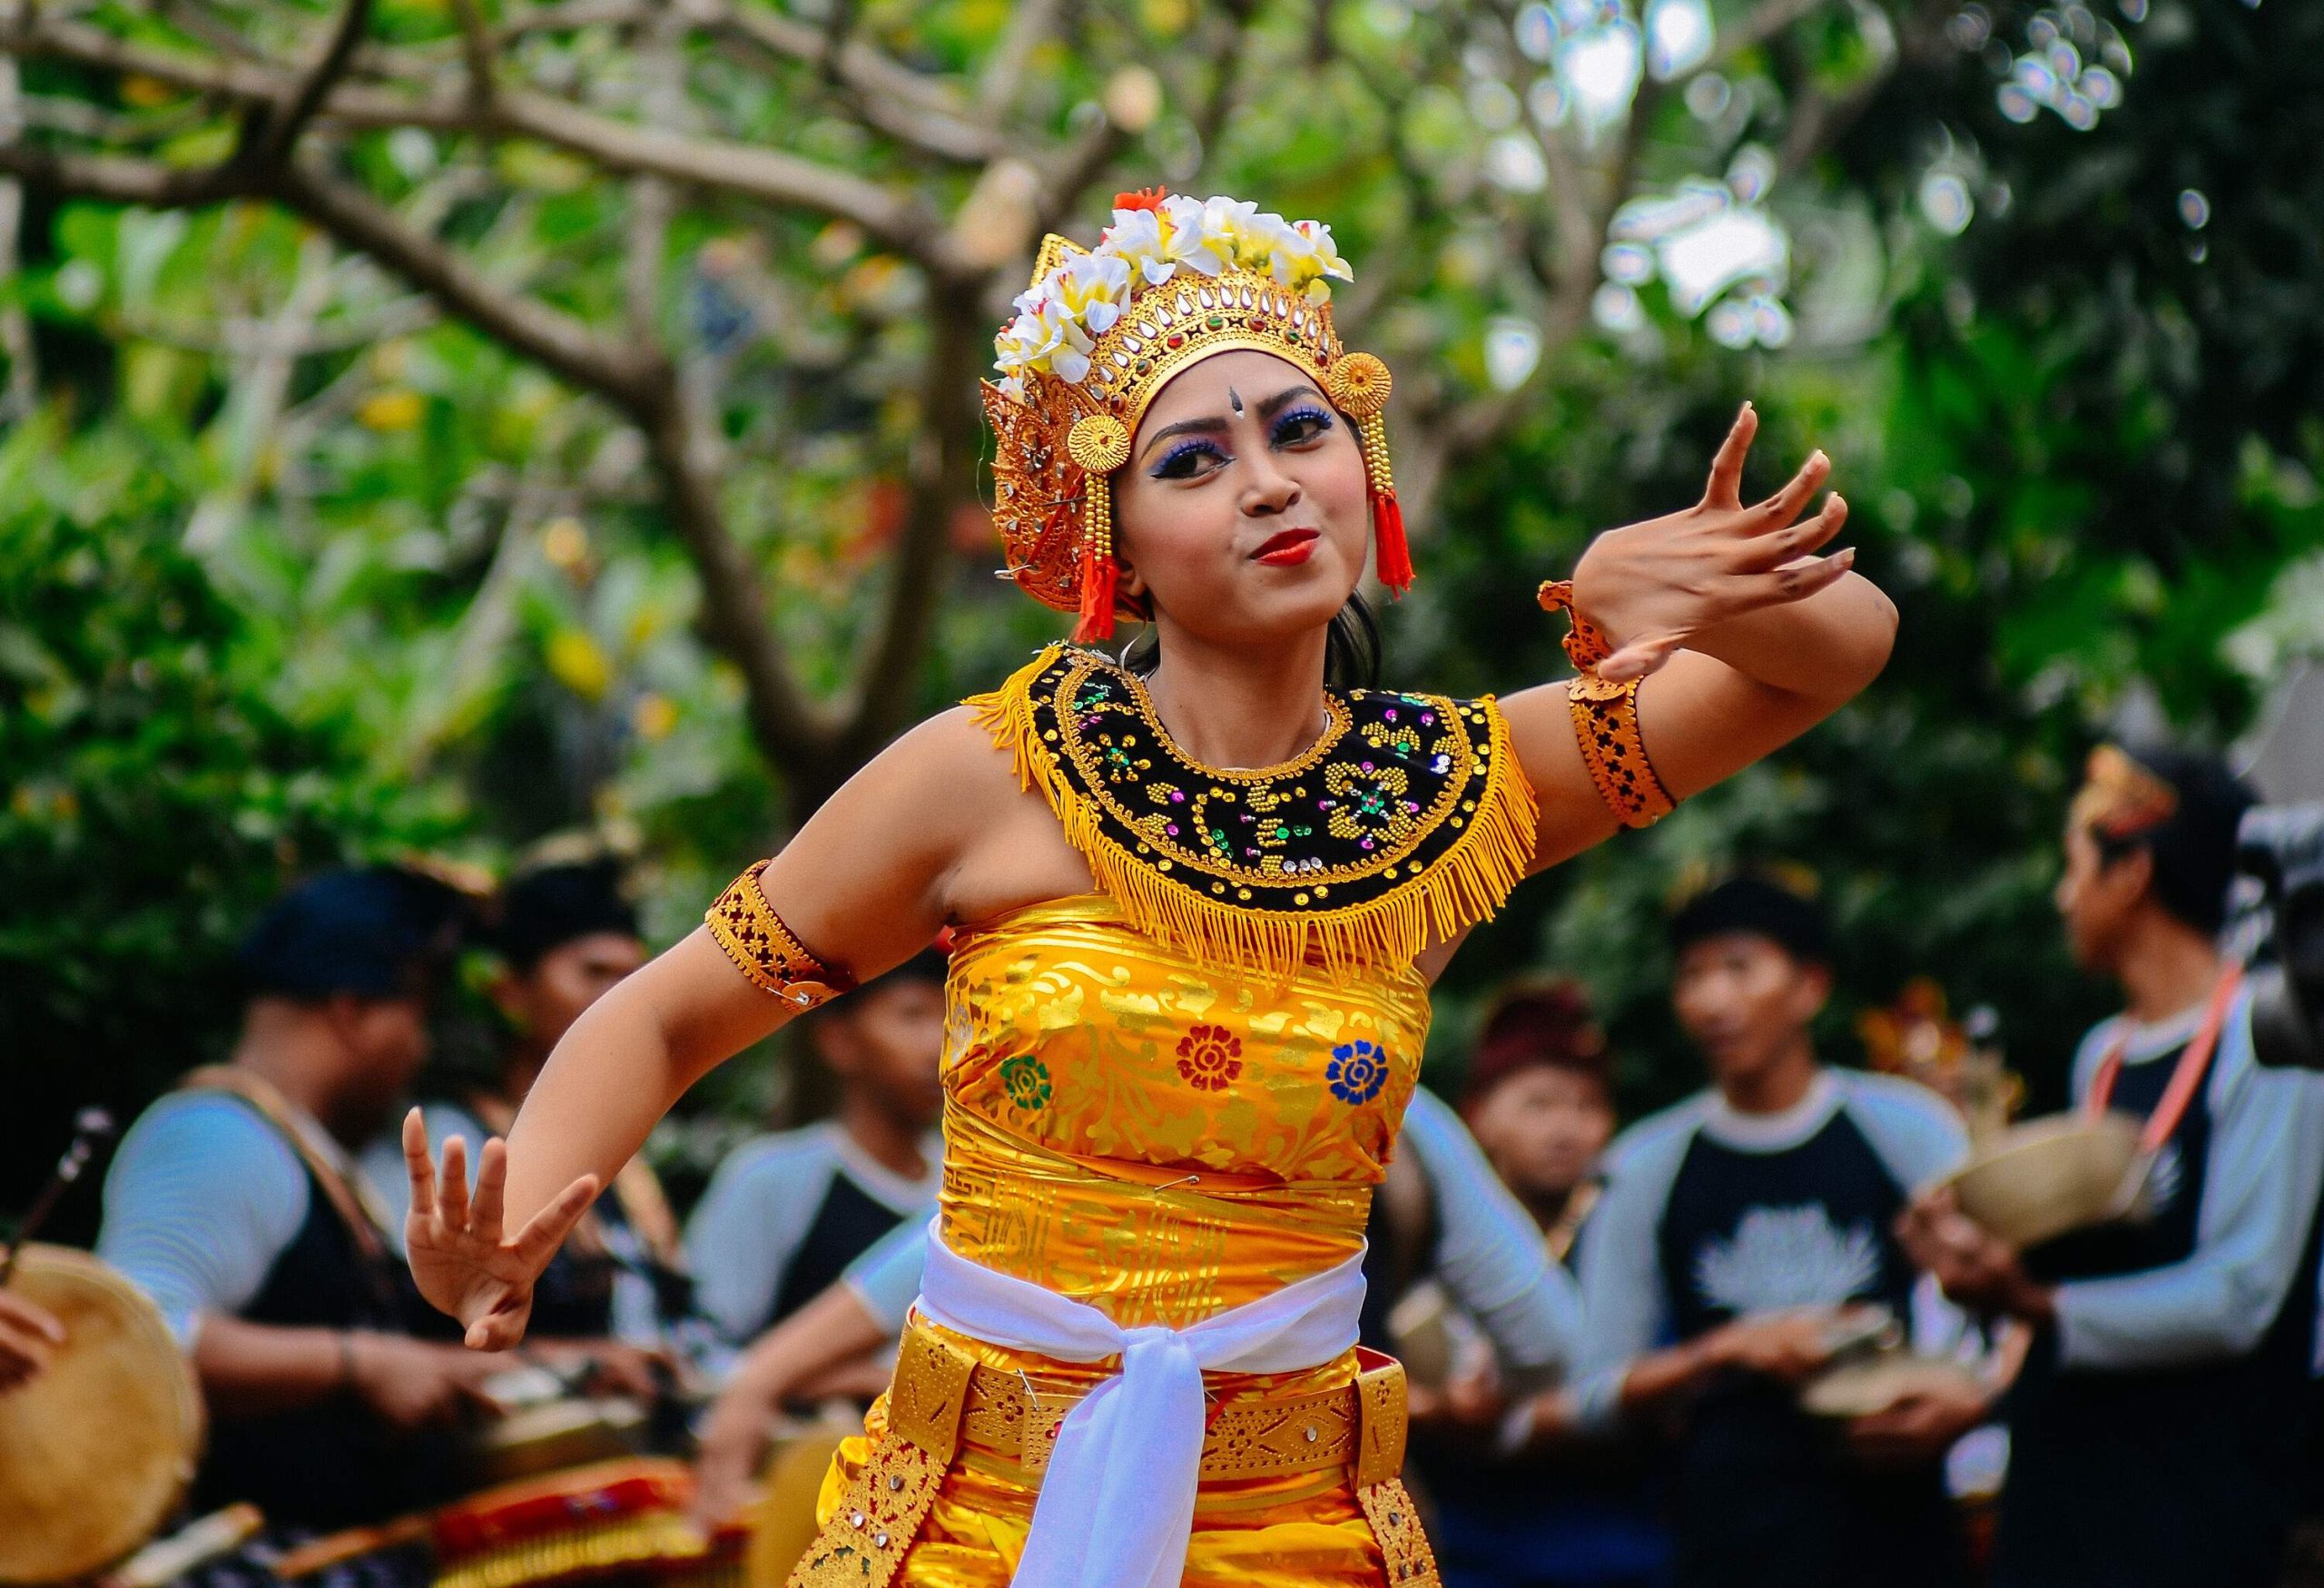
xmin=402 ymin=1109 xmax=599 ymax=1351
xmin=1570 ymin=402 xmax=1852 ymax=683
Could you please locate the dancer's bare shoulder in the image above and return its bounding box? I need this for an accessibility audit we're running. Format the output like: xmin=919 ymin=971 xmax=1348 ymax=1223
xmin=751 ymin=705 xmax=1089 ymax=980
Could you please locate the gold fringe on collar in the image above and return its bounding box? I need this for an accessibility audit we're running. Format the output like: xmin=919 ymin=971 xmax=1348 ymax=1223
xmin=966 ymin=645 xmax=1539 ymax=983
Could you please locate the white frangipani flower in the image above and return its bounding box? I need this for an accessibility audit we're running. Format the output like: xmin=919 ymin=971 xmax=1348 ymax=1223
xmin=1051 ymin=252 xmax=1131 ymax=337
xmin=989 ymin=192 xmax=1361 ymax=379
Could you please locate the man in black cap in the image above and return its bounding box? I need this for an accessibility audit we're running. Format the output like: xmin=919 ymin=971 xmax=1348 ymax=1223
xmin=96 ymin=865 xmax=501 ymax=1554
xmin=1902 ymin=745 xmax=2324 ymax=1588
xmin=364 ymin=856 xmax=681 ymax=1354
xmin=1568 ymin=871 xmax=1987 ymax=1588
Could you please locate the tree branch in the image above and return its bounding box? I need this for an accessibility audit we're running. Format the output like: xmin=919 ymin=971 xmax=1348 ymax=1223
xmin=835 ymin=284 xmax=978 ymax=766
xmin=633 ymin=368 xmax=839 ymax=777
xmin=706 ymin=0 xmax=1003 ymax=164
xmin=248 ymin=0 xmax=372 ymax=168
xmin=3 ymin=15 xmax=955 ymax=256
xmin=268 ymin=157 xmax=654 ymax=402
xmin=448 ymin=0 xmax=495 ymax=106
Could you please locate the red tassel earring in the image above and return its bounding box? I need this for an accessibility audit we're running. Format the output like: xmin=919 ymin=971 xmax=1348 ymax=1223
xmin=1324 ymin=352 xmax=1412 ymax=596
xmin=1067 ymin=414 xmax=1133 ymax=643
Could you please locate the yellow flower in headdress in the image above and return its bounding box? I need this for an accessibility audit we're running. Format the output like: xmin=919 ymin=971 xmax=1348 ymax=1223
xmin=1275 ymin=219 xmax=1355 ymax=302
xmin=1105 ymin=194 xmax=1212 ymax=284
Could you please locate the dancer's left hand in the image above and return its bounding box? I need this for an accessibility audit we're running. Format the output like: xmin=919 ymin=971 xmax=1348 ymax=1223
xmin=1570 ymin=402 xmax=1852 ymax=683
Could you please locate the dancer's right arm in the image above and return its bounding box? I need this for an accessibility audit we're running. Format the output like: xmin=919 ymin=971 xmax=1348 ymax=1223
xmin=408 ymin=708 xmax=1035 ymax=1346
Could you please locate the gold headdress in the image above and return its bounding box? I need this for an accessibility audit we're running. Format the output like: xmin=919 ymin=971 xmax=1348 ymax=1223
xmin=2071 ymin=745 xmax=2180 ymax=841
xmin=984 ymin=189 xmax=1411 ymax=641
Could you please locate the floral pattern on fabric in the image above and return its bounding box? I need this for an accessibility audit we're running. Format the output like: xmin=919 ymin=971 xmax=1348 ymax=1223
xmin=998 ymin=1056 xmax=1052 ymax=1113
xmin=1326 ymin=1041 xmax=1388 ymax=1106
xmin=1175 ymin=1024 xmax=1245 ymax=1091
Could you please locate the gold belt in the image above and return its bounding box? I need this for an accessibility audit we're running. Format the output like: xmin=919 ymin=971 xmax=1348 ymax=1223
xmin=785 ymin=1322 xmax=1441 ymax=1588
xmin=955 ymin=1344 xmax=1363 ymax=1483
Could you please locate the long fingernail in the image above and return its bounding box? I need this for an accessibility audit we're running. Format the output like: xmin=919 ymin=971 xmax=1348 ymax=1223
xmin=1839 ymin=547 xmax=1857 ymax=567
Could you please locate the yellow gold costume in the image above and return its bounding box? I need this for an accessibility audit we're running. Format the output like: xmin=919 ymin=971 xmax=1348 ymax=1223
xmin=739 ymin=645 xmax=1538 ymax=1588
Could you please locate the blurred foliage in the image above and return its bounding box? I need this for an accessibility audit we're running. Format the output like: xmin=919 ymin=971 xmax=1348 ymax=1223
xmin=3 ymin=0 xmax=2323 ymax=1213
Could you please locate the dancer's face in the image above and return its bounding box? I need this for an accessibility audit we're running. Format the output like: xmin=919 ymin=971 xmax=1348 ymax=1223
xmin=1111 ymin=350 xmax=1371 ymax=648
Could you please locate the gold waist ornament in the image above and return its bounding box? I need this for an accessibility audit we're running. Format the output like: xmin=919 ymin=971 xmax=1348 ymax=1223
xmin=783 ymin=1324 xmax=1439 ymax=1588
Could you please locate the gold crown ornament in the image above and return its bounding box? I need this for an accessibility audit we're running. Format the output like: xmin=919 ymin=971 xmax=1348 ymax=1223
xmin=984 ymin=188 xmax=1411 ymax=642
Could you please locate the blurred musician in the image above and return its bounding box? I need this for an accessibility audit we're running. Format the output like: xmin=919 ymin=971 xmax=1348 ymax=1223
xmin=683 ymin=948 xmax=947 ymax=1365
xmin=95 ymin=866 xmax=497 ymax=1565
xmin=1902 ymin=746 xmax=2324 ymax=1588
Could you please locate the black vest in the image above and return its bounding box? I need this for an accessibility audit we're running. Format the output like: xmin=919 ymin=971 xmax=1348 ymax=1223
xmin=1994 ymin=1030 xmax=2324 ymax=1588
xmin=189 ymin=1099 xmax=464 ymax=1531
xmin=1653 ymin=1110 xmax=1964 ymax=1588
xmin=759 ymin=1173 xmax=912 ymax=1336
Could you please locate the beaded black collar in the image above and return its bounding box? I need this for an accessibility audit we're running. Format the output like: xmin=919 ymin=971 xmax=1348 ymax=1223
xmin=971 ymin=645 xmax=1538 ymax=978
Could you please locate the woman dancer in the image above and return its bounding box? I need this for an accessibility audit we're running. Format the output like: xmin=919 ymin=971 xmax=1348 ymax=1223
xmin=402 ymin=189 xmax=1894 ymax=1588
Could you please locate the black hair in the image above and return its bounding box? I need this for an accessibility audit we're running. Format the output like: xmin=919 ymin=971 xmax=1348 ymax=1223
xmin=494 ymin=858 xmax=640 ymax=972
xmin=2091 ymin=745 xmax=2255 ymax=936
xmin=1669 ymin=873 xmax=1832 ymax=967
xmin=238 ymin=865 xmax=476 ymax=1002
xmin=1120 ymin=589 xmax=1383 ymax=692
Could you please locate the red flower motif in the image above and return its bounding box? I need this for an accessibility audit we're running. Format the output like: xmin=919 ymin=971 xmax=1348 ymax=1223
xmin=1111 ymin=185 xmax=1170 ymax=213
xmin=1175 ymin=1023 xmax=1244 ymax=1091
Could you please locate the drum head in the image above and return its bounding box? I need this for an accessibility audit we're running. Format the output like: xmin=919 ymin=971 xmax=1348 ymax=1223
xmin=0 ymin=1246 xmax=202 ymax=1584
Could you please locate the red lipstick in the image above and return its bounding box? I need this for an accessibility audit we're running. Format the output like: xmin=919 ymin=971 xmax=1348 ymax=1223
xmin=1252 ymin=528 xmax=1319 ymax=567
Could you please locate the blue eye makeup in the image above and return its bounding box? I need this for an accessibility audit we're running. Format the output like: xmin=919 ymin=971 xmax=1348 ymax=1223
xmin=1272 ymin=406 xmax=1334 ymax=445
xmin=1151 ymin=438 xmax=1228 ymax=480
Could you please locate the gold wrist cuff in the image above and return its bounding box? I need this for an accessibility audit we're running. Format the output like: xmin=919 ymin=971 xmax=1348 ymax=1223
xmin=1537 ymin=578 xmax=1614 ymax=672
xmin=1569 ymin=673 xmax=1675 ymax=829
xmin=704 ymin=862 xmax=854 ymax=1009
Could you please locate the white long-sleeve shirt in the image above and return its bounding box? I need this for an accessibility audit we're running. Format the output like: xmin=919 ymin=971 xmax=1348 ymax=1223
xmin=1571 ymin=1068 xmax=1971 ymax=1431
xmin=2053 ymin=990 xmax=2324 ymax=1370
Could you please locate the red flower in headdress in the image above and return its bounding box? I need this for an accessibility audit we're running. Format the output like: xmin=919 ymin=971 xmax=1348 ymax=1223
xmin=1111 ymin=186 xmax=1169 ymax=213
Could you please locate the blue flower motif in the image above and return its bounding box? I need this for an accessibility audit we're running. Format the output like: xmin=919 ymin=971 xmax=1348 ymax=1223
xmin=1326 ymin=1039 xmax=1388 ymax=1105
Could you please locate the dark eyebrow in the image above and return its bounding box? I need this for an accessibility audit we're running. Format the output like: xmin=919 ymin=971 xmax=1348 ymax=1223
xmin=1138 ymin=384 xmax=1325 ymax=464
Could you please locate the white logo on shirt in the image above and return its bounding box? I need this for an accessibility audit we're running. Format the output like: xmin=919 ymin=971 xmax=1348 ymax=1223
xmin=1694 ymin=1203 xmax=1881 ymax=1317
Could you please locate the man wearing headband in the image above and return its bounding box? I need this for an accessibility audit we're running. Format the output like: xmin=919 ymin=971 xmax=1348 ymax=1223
xmin=401 ymin=187 xmax=1899 ymax=1588
xmin=1569 ymin=873 xmax=1983 ymax=1588
xmin=96 ymin=866 xmax=497 ymax=1553
xmin=1901 ymin=745 xmax=2324 ymax=1588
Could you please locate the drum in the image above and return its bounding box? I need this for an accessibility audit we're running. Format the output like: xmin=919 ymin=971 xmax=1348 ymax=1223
xmin=0 ymin=1245 xmax=202 ymax=1585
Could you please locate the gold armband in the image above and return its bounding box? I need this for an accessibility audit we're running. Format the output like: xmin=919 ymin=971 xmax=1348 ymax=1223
xmin=704 ymin=862 xmax=854 ymax=1009
xmin=1568 ymin=673 xmax=1674 ymax=829
xmin=1540 ymin=580 xmax=1674 ymax=829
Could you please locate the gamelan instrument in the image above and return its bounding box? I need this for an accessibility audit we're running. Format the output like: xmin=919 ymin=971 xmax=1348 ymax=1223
xmin=275 ymin=1458 xmax=747 ymax=1588
xmin=0 ymin=1244 xmax=203 ymax=1584
xmin=1948 ymin=965 xmax=2245 ymax=1250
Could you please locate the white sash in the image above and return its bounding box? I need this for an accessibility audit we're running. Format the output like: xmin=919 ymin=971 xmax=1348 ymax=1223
xmin=914 ymin=1221 xmax=1369 ymax=1588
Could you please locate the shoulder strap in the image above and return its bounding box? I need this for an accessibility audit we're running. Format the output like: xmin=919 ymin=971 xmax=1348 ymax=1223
xmin=177 ymin=1066 xmax=394 ymax=1263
